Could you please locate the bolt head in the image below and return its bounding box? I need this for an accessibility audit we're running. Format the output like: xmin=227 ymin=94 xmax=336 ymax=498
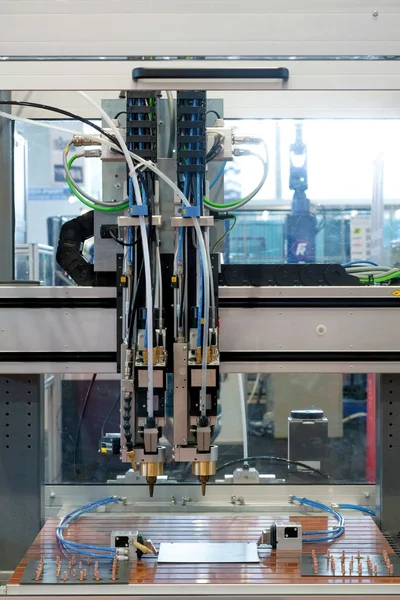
xmin=373 ymin=10 xmax=378 ymax=16
xmin=50 ymin=492 xmax=55 ymax=499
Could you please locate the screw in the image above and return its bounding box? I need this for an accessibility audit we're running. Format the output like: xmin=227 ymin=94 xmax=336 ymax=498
xmin=373 ymin=10 xmax=379 ymax=16
xmin=364 ymin=492 xmax=371 ymax=498
xmin=114 ymin=183 xmax=121 ymax=189
xmin=50 ymin=492 xmax=55 ymax=499
xmin=158 ymin=120 xmax=164 ymax=127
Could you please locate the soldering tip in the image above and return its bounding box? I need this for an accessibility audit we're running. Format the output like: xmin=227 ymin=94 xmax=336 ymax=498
xmin=147 ymin=477 xmax=156 ymax=497
xmin=200 ymin=477 xmax=207 ymax=496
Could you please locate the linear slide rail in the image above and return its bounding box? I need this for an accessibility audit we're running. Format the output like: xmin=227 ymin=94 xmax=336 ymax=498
xmin=0 ymin=286 xmax=399 ymax=373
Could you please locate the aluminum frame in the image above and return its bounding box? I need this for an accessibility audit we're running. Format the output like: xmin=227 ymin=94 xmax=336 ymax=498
xmin=0 ymin=1 xmax=400 ymax=58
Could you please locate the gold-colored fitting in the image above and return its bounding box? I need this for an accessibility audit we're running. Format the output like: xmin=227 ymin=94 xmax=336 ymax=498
xmin=196 ymin=347 xmax=202 ymax=364
xmin=192 ymin=461 xmax=216 ymax=496
xmin=157 ymin=347 xmax=165 ymax=364
xmin=126 ymin=450 xmax=137 ymax=471
xmin=143 ymin=348 xmax=148 ymax=365
xmin=140 ymin=461 xmax=164 ymax=478
xmin=153 ymin=347 xmax=158 ymax=364
xmin=210 ymin=345 xmax=218 ymax=363
xmin=140 ymin=462 xmax=164 ymax=498
xmin=207 ymin=346 xmax=212 ymax=364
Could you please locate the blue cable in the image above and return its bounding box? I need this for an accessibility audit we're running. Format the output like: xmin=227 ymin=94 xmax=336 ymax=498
xmin=210 ymin=162 xmax=226 ymax=189
xmin=291 ymin=496 xmax=345 ymax=543
xmin=338 ymin=503 xmax=376 ymax=516
xmin=197 ymin=249 xmax=204 ymax=347
xmin=342 ymin=260 xmax=378 ymax=267
xmin=56 ymin=497 xmax=120 ymax=557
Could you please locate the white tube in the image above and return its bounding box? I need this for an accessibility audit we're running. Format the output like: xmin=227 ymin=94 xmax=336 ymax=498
xmin=238 ymin=374 xmax=249 ymax=460
xmin=77 ymin=92 xmax=155 ymax=420
xmin=204 ymin=228 xmax=216 ymax=330
xmin=0 ymin=108 xmax=210 ymax=416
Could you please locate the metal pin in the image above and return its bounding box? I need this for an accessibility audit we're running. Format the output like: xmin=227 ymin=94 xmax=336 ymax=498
xmin=94 ymin=561 xmax=98 ymax=570
xmin=63 ymin=571 xmax=67 ymax=582
xmin=357 ymin=550 xmax=361 ymax=560
xmin=71 ymin=556 xmax=76 ymax=566
xmin=341 ymin=550 xmax=345 ymax=560
xmin=374 ymin=564 xmax=378 ymax=576
xmin=79 ymin=571 xmax=83 ymax=581
xmin=390 ymin=564 xmax=394 ymax=575
xmin=68 ymin=561 xmax=72 ymax=570
xmin=72 ymin=568 xmax=76 ymax=578
xmin=79 ymin=561 xmax=82 ymax=569
xmin=83 ymin=569 xmax=87 ymax=579
xmin=87 ymin=557 xmax=91 ymax=566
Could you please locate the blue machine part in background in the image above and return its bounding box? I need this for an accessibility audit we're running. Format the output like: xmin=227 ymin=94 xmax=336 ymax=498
xmin=285 ymin=123 xmax=317 ymax=263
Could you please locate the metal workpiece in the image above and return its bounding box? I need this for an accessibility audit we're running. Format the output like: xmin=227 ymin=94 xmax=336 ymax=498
xmin=190 ymin=368 xmax=217 ymax=387
xmin=196 ymin=425 xmax=212 ymax=452
xmin=171 ymin=216 xmax=214 ymax=228
xmin=231 ymin=467 xmax=260 ymax=484
xmin=143 ymin=428 xmax=159 ymax=454
xmin=118 ymin=215 xmax=162 ymax=227
xmin=174 ymin=444 xmax=218 ymax=464
xmin=138 ymin=369 xmax=164 ymax=389
xmin=173 ymin=343 xmax=189 ymax=446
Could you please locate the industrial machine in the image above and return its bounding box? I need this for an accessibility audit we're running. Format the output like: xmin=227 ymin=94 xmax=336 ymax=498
xmin=2 ymin=2 xmax=400 ymax=599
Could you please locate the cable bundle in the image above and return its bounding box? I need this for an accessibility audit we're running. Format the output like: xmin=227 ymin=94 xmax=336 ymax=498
xmin=343 ymin=260 xmax=400 ymax=283
xmin=291 ymin=496 xmax=345 ymax=543
xmin=56 ymin=497 xmax=121 ymax=558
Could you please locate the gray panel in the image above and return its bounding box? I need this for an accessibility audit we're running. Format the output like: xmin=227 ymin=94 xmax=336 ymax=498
xmin=158 ymin=542 xmax=259 ymax=564
xmin=0 ymin=308 xmax=116 ymax=353
xmin=0 ymin=375 xmax=43 ymax=570
xmin=377 ymin=374 xmax=400 ymax=532
xmin=220 ymin=307 xmax=400 ymax=353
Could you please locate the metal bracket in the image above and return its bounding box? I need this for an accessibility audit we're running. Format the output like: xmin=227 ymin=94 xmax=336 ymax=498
xmin=171 ymin=216 xmax=214 ymax=228
xmin=118 ymin=215 xmax=162 ymax=227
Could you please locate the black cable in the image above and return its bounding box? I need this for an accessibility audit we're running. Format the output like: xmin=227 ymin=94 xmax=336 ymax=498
xmin=114 ymin=111 xmax=128 ymax=120
xmin=215 ymin=455 xmax=330 ymax=479
xmin=127 ymin=261 xmax=145 ymax=348
xmin=73 ymin=374 xmax=97 ymax=477
xmin=0 ymin=100 xmax=117 ymax=145
xmin=101 ymin=394 xmax=121 ymax=437
xmin=109 ymin=230 xmax=139 ymax=247
xmin=206 ymin=109 xmax=221 ymax=120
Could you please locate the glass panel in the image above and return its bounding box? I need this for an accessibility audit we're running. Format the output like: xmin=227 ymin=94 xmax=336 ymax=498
xmin=14 ymin=118 xmax=102 ymax=285
xmin=45 ymin=372 xmax=371 ymax=486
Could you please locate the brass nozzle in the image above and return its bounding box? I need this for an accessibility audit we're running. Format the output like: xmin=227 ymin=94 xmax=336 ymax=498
xmin=140 ymin=461 xmax=164 ymax=497
xmin=192 ymin=461 xmax=216 ymax=496
xmin=147 ymin=477 xmax=157 ymax=498
xmin=143 ymin=348 xmax=148 ymax=365
xmin=126 ymin=450 xmax=137 ymax=472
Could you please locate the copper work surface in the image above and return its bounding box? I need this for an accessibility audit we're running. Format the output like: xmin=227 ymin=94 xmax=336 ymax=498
xmin=7 ymin=514 xmax=400 ymax=591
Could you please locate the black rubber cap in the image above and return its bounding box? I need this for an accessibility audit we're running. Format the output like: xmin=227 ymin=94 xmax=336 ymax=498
xmin=290 ymin=409 xmax=324 ymax=420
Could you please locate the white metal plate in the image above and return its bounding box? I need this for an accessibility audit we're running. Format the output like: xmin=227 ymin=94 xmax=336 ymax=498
xmin=157 ymin=542 xmax=259 ymax=564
